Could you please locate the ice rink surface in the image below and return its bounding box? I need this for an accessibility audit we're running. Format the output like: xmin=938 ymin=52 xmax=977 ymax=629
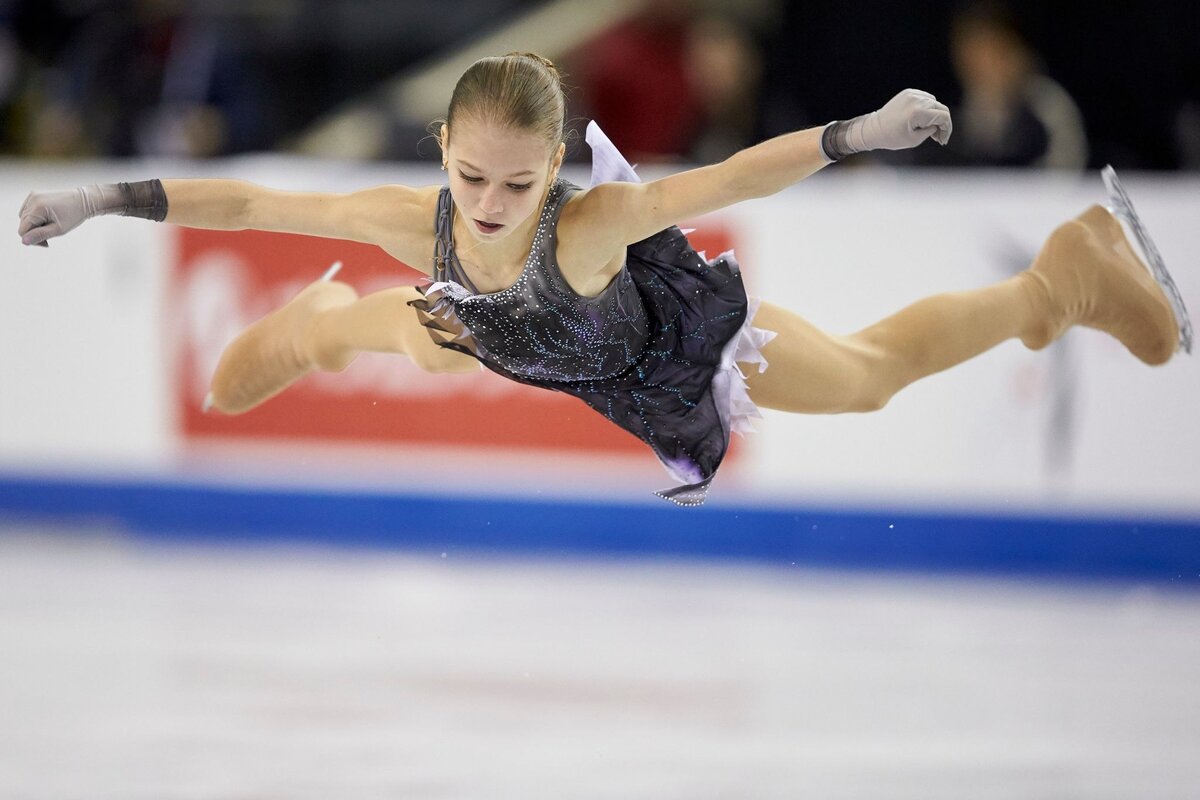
xmin=2 ymin=523 xmax=1199 ymax=800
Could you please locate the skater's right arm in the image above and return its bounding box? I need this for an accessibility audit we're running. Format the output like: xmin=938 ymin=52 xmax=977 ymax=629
xmin=19 ymin=178 xmax=437 ymax=268
xmin=160 ymin=179 xmax=431 ymax=246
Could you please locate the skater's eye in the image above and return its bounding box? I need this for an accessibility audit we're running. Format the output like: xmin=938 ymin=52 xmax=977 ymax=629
xmin=458 ymin=172 xmax=484 ymax=184
xmin=507 ymin=182 xmax=533 ymax=192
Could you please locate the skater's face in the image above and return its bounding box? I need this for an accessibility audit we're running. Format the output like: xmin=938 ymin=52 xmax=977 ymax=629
xmin=442 ymin=119 xmax=564 ymax=245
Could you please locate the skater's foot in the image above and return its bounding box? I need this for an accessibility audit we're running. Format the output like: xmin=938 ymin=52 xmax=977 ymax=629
xmin=1020 ymin=205 xmax=1179 ymax=365
xmin=208 ymin=278 xmax=358 ymax=414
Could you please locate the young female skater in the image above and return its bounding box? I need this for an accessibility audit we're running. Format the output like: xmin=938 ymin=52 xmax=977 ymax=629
xmin=17 ymin=53 xmax=1191 ymax=505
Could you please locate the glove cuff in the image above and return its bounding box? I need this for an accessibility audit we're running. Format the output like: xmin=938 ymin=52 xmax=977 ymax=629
xmin=820 ymin=117 xmax=867 ymax=162
xmin=117 ymin=180 xmax=169 ymax=222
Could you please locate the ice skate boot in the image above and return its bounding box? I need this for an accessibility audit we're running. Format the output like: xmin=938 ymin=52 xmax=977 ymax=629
xmin=1020 ymin=178 xmax=1185 ymax=365
xmin=206 ymin=262 xmax=358 ymax=414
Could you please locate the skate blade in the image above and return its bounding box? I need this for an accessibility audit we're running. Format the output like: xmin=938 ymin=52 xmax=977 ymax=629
xmin=321 ymin=261 xmax=344 ymax=282
xmin=1101 ymin=166 xmax=1192 ymax=355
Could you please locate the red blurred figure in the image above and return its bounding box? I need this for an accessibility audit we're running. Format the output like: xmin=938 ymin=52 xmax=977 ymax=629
xmin=574 ymin=0 xmax=702 ymax=163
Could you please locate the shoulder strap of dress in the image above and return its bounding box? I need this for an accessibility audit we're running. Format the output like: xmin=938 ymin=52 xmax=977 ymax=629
xmin=432 ymin=187 xmax=482 ymax=294
xmin=432 ymin=186 xmax=453 ymax=282
xmin=545 ymin=179 xmax=578 ymax=227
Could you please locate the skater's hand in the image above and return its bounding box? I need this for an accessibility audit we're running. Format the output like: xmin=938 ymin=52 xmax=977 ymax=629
xmin=820 ymin=89 xmax=952 ymax=161
xmin=19 ymin=188 xmax=92 ymax=247
xmin=861 ymin=89 xmax=953 ymax=150
xmin=18 ymin=184 xmax=131 ymax=247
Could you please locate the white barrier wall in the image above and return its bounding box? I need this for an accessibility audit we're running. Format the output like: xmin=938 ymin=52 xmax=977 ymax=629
xmin=2 ymin=161 xmax=1197 ymax=514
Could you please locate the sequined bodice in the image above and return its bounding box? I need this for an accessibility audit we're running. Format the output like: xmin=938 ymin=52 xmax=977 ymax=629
xmin=411 ymin=121 xmax=764 ymax=505
xmin=432 ymin=179 xmax=651 ymax=382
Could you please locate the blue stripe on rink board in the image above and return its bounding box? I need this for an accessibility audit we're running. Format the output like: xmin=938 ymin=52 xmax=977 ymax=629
xmin=1 ymin=474 xmax=1198 ymax=583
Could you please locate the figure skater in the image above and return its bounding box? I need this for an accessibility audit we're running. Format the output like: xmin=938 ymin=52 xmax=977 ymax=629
xmin=17 ymin=53 xmax=1192 ymax=505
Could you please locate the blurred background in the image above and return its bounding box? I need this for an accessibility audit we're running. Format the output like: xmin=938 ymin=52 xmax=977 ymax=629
xmin=0 ymin=0 xmax=1197 ymax=168
xmin=2 ymin=1 xmax=1199 ymax=797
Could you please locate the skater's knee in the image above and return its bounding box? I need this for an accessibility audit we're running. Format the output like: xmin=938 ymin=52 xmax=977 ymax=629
xmin=830 ymin=376 xmax=895 ymax=413
xmin=408 ymin=338 xmax=478 ymax=373
xmin=422 ymin=351 xmax=480 ymax=373
xmin=406 ymin=344 xmax=444 ymax=372
xmin=845 ymin=386 xmax=893 ymax=413
xmin=812 ymin=366 xmax=898 ymax=414
xmin=832 ymin=337 xmax=905 ymax=412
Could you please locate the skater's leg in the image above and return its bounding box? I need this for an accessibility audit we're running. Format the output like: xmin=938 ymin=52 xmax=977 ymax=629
xmin=310 ymin=286 xmax=481 ymax=374
xmin=209 ymin=283 xmax=477 ymax=415
xmin=742 ymin=274 xmax=1044 ymax=414
xmin=742 ymin=206 xmax=1183 ymax=415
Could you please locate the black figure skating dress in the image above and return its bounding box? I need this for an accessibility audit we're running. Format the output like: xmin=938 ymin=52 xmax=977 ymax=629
xmin=410 ymin=123 xmax=774 ymax=505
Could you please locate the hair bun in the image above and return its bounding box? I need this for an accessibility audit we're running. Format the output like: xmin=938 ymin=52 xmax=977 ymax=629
xmin=507 ymin=51 xmax=561 ymax=80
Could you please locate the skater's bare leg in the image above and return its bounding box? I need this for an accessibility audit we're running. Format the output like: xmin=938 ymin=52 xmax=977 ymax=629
xmin=743 ymin=206 xmax=1181 ymax=414
xmin=311 ymin=286 xmax=480 ymax=374
xmin=742 ymin=275 xmax=1043 ymax=413
xmin=209 ymin=284 xmax=477 ymax=415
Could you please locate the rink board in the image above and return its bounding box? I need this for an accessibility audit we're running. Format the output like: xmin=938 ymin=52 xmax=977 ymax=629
xmin=3 ymin=164 xmax=1199 ymax=582
xmin=2 ymin=474 xmax=1198 ymax=583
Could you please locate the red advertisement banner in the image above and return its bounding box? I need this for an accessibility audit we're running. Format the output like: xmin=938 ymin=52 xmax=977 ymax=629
xmin=173 ymin=224 xmax=738 ymax=457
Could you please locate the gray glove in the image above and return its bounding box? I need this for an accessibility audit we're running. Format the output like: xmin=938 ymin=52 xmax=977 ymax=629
xmin=19 ymin=180 xmax=168 ymax=247
xmin=820 ymin=89 xmax=953 ymax=162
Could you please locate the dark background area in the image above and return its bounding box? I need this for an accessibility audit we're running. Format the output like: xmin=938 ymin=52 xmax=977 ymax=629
xmin=1 ymin=0 xmax=1196 ymax=168
xmin=759 ymin=0 xmax=1199 ymax=169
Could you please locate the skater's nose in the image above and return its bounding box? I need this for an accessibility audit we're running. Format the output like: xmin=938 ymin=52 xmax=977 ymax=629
xmin=479 ymin=185 xmax=504 ymax=215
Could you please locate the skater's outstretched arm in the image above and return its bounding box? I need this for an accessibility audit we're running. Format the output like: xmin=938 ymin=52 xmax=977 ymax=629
xmin=18 ymin=178 xmax=439 ymax=268
xmin=568 ymin=89 xmax=952 ymax=250
xmin=158 ymin=180 xmax=433 ymax=244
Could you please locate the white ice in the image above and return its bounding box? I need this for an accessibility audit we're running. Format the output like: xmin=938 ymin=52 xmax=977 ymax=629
xmin=1 ymin=524 xmax=1198 ymax=799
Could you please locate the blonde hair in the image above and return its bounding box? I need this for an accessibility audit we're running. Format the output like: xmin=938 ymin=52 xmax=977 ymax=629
xmin=445 ymin=52 xmax=567 ymax=149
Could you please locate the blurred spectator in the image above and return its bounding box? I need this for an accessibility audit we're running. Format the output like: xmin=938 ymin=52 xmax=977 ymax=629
xmin=572 ymin=0 xmax=701 ymax=164
xmin=1 ymin=0 xmax=265 ymax=159
xmin=0 ymin=0 xmax=1191 ymax=169
xmin=941 ymin=1 xmax=1087 ymax=169
xmin=684 ymin=15 xmax=764 ymax=164
xmin=134 ymin=9 xmax=265 ymax=158
xmin=0 ymin=26 xmax=18 ymax=143
xmin=64 ymin=0 xmax=265 ymax=158
xmin=1175 ymin=101 xmax=1200 ymax=170
xmin=571 ymin=1 xmax=768 ymax=165
xmin=0 ymin=0 xmax=85 ymax=156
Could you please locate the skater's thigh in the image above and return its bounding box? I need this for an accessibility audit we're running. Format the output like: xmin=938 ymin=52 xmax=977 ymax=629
xmin=740 ymin=300 xmax=887 ymax=414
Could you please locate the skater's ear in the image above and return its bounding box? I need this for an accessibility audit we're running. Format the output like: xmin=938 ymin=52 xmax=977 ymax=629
xmin=551 ymin=140 xmax=565 ymax=176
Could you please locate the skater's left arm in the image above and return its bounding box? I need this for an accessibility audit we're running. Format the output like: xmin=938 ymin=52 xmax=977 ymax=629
xmin=573 ymin=89 xmax=951 ymax=248
xmin=579 ymin=127 xmax=827 ymax=246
